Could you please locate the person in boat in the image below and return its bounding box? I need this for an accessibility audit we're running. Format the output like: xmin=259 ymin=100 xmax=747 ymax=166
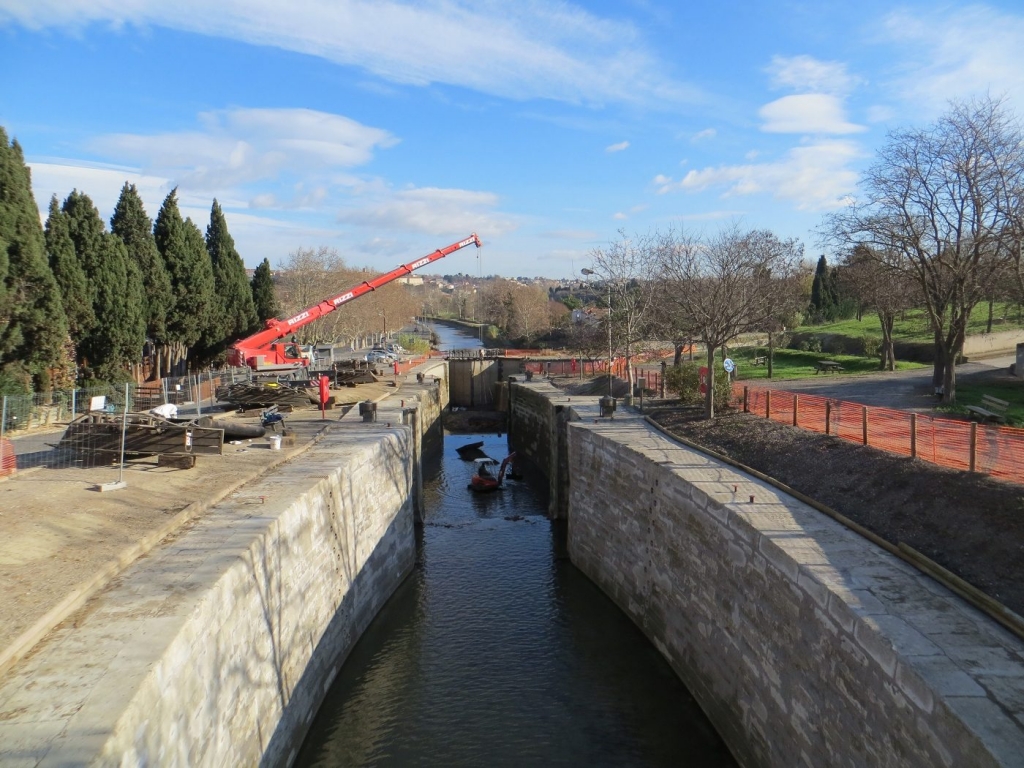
xmin=478 ymin=462 xmax=493 ymax=478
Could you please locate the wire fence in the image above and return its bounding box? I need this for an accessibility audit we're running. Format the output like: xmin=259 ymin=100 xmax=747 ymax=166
xmin=737 ymin=384 xmax=1024 ymax=485
xmin=0 ymin=367 xmax=254 ymax=475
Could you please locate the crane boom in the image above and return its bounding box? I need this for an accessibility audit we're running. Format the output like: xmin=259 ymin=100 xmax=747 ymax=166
xmin=228 ymin=233 xmax=482 ymax=371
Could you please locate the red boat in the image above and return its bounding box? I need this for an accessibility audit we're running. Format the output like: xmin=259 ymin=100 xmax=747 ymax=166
xmin=468 ymin=452 xmax=517 ymax=493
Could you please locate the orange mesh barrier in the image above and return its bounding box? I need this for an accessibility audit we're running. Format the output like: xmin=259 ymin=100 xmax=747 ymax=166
xmin=0 ymin=437 xmax=15 ymax=478
xmin=736 ymin=384 xmax=1024 ymax=485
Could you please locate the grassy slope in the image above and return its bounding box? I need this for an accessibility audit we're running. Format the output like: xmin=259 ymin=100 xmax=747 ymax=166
xmin=802 ymin=302 xmax=1024 ymax=342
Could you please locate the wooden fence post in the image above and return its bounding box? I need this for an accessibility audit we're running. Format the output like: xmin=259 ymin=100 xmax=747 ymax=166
xmin=910 ymin=413 xmax=917 ymax=458
xmin=743 ymin=386 xmax=749 ymax=413
xmin=825 ymin=401 xmax=831 ymax=435
xmin=765 ymin=390 xmax=771 ymax=420
xmin=862 ymin=406 xmax=868 ymax=445
xmin=793 ymin=394 xmax=799 ymax=427
xmin=969 ymin=421 xmax=978 ymax=472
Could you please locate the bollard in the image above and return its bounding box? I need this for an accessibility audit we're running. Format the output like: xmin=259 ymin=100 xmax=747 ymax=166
xmin=599 ymin=395 xmax=616 ymax=417
xmin=359 ymin=399 xmax=377 ymax=423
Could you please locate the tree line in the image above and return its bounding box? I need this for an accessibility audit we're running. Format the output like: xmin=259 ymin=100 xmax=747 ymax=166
xmin=576 ymin=96 xmax=1024 ymax=417
xmin=0 ymin=125 xmax=280 ymax=393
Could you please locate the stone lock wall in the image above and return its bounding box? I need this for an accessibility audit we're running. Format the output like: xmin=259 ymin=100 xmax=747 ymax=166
xmin=506 ymin=382 xmax=1024 ymax=767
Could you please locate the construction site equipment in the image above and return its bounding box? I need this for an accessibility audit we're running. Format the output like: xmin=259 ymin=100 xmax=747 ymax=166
xmin=228 ymin=234 xmax=482 ymax=372
xmin=57 ymin=413 xmax=224 ymax=462
xmin=216 ymin=383 xmax=315 ymax=411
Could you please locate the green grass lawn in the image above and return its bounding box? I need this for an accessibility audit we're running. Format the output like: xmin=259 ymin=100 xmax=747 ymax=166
xmin=798 ymin=302 xmax=1024 ymax=342
xmin=730 ymin=348 xmax=928 ymax=381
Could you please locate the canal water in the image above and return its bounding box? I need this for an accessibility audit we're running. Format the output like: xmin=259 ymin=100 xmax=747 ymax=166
xmin=295 ymin=323 xmax=735 ymax=766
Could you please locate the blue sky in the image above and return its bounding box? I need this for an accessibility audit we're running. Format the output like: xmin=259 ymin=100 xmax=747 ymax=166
xmin=3 ymin=1 xmax=1024 ymax=279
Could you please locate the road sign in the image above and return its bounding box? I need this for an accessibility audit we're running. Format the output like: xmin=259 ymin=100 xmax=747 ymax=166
xmin=699 ymin=366 xmax=708 ymax=394
xmin=723 ymin=358 xmax=735 ymax=373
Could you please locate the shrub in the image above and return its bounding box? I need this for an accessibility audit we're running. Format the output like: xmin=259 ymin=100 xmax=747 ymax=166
xmin=862 ymin=336 xmax=881 ymax=358
xmin=664 ymin=361 xmax=733 ymax=409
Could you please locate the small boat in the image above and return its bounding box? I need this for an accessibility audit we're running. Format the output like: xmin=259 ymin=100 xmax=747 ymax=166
xmin=468 ymin=452 xmax=517 ymax=493
xmin=456 ymin=440 xmax=485 ymax=459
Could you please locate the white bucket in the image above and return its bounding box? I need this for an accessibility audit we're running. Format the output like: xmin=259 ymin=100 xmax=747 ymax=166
xmin=268 ymin=435 xmax=282 ymax=451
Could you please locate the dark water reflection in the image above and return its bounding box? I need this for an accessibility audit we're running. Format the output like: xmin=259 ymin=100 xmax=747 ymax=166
xmin=296 ymin=433 xmax=735 ymax=767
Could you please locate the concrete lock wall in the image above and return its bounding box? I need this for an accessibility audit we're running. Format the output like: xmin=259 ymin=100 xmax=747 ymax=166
xmin=508 ymin=382 xmax=1024 ymax=767
xmin=109 ymin=427 xmax=415 ymax=767
xmin=507 ymin=381 xmax=574 ymax=518
xmin=0 ymin=403 xmax=429 ymax=766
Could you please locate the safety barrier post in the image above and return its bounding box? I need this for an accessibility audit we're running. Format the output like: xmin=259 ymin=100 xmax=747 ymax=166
xmin=765 ymin=390 xmax=771 ymax=420
xmin=910 ymin=414 xmax=917 ymax=458
xmin=743 ymin=386 xmax=749 ymax=413
xmin=793 ymin=394 xmax=799 ymax=427
xmin=969 ymin=422 xmax=978 ymax=472
xmin=862 ymin=406 xmax=869 ymax=445
xmin=825 ymin=401 xmax=832 ymax=435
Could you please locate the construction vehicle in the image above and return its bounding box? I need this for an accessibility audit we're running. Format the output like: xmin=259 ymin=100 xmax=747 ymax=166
xmin=228 ymin=234 xmax=482 ymax=372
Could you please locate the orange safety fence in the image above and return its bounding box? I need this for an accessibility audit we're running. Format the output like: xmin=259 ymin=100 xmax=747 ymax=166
xmin=0 ymin=437 xmax=15 ymax=478
xmin=736 ymin=384 xmax=1024 ymax=485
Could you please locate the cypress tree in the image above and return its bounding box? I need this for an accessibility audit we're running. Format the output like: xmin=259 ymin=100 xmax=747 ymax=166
xmin=810 ymin=255 xmax=834 ymax=322
xmin=154 ymin=189 xmax=215 ymax=372
xmin=45 ymin=195 xmax=93 ymax=343
xmin=111 ymin=183 xmax=172 ymax=361
xmin=63 ymin=191 xmax=144 ymax=381
xmin=251 ymin=258 xmax=278 ymax=324
xmin=204 ymin=200 xmax=257 ymax=359
xmin=0 ymin=129 xmax=69 ymax=390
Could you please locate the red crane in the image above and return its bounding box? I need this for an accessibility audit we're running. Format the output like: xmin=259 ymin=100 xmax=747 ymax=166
xmin=228 ymin=233 xmax=482 ymax=371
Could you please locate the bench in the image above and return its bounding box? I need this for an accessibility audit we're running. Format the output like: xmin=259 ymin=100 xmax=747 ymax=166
xmin=752 ymin=356 xmax=767 ymax=366
xmin=965 ymin=395 xmax=1009 ymax=424
xmin=814 ymin=360 xmax=845 ymax=374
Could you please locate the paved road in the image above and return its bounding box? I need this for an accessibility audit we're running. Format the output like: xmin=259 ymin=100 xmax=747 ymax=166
xmin=758 ymin=354 xmax=1017 ymax=412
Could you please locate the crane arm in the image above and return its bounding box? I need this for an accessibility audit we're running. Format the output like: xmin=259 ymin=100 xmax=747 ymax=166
xmin=229 ymin=234 xmax=481 ymax=368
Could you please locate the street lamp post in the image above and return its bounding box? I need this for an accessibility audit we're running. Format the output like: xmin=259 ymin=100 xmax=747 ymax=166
xmin=582 ymin=268 xmax=616 ymax=415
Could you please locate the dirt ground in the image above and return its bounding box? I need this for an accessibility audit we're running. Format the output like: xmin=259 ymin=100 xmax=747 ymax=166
xmin=0 ymin=380 xmax=399 ymax=665
xmin=550 ymin=368 xmax=1024 ymax=617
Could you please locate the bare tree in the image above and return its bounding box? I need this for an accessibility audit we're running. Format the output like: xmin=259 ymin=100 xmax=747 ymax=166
xmin=588 ymin=231 xmax=660 ymax=393
xmin=659 ymin=226 xmax=804 ymax=418
xmin=823 ymin=96 xmax=1024 ymax=402
xmin=276 ymin=247 xmax=421 ymax=347
xmin=837 ymin=246 xmax=918 ymax=370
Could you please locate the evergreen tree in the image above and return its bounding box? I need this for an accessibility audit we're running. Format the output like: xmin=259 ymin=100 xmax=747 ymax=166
xmin=63 ymin=190 xmax=144 ymax=380
xmin=86 ymin=233 xmax=145 ymax=382
xmin=154 ymin=189 xmax=215 ymax=372
xmin=110 ymin=183 xmax=172 ymax=372
xmin=45 ymin=195 xmax=93 ymax=343
xmin=251 ymin=258 xmax=278 ymax=324
xmin=0 ymin=128 xmax=69 ymax=389
xmin=205 ymin=200 xmax=257 ymax=357
xmin=809 ymin=255 xmax=834 ymax=322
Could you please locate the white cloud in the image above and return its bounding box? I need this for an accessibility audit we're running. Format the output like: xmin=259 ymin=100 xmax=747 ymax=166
xmin=879 ymin=7 xmax=1024 ymax=111
xmin=2 ymin=0 xmax=701 ymax=109
xmin=759 ymin=94 xmax=865 ymax=134
xmin=691 ymin=128 xmax=716 ymax=143
xmin=27 ymin=159 xmax=339 ymax=265
xmin=766 ymin=55 xmax=862 ymax=95
xmin=543 ymin=229 xmax=597 ymax=240
xmin=89 ymin=108 xmax=396 ymax=193
xmin=865 ymin=105 xmax=895 ymax=124
xmin=336 ymin=186 xmax=518 ymax=237
xmin=605 ymin=141 xmax=630 ymax=153
xmin=655 ymin=140 xmax=862 ymax=211
xmin=612 ymin=212 xmax=627 ymax=220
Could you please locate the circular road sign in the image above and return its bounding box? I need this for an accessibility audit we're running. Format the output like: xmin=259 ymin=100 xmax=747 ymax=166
xmin=723 ymin=358 xmax=735 ymax=373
